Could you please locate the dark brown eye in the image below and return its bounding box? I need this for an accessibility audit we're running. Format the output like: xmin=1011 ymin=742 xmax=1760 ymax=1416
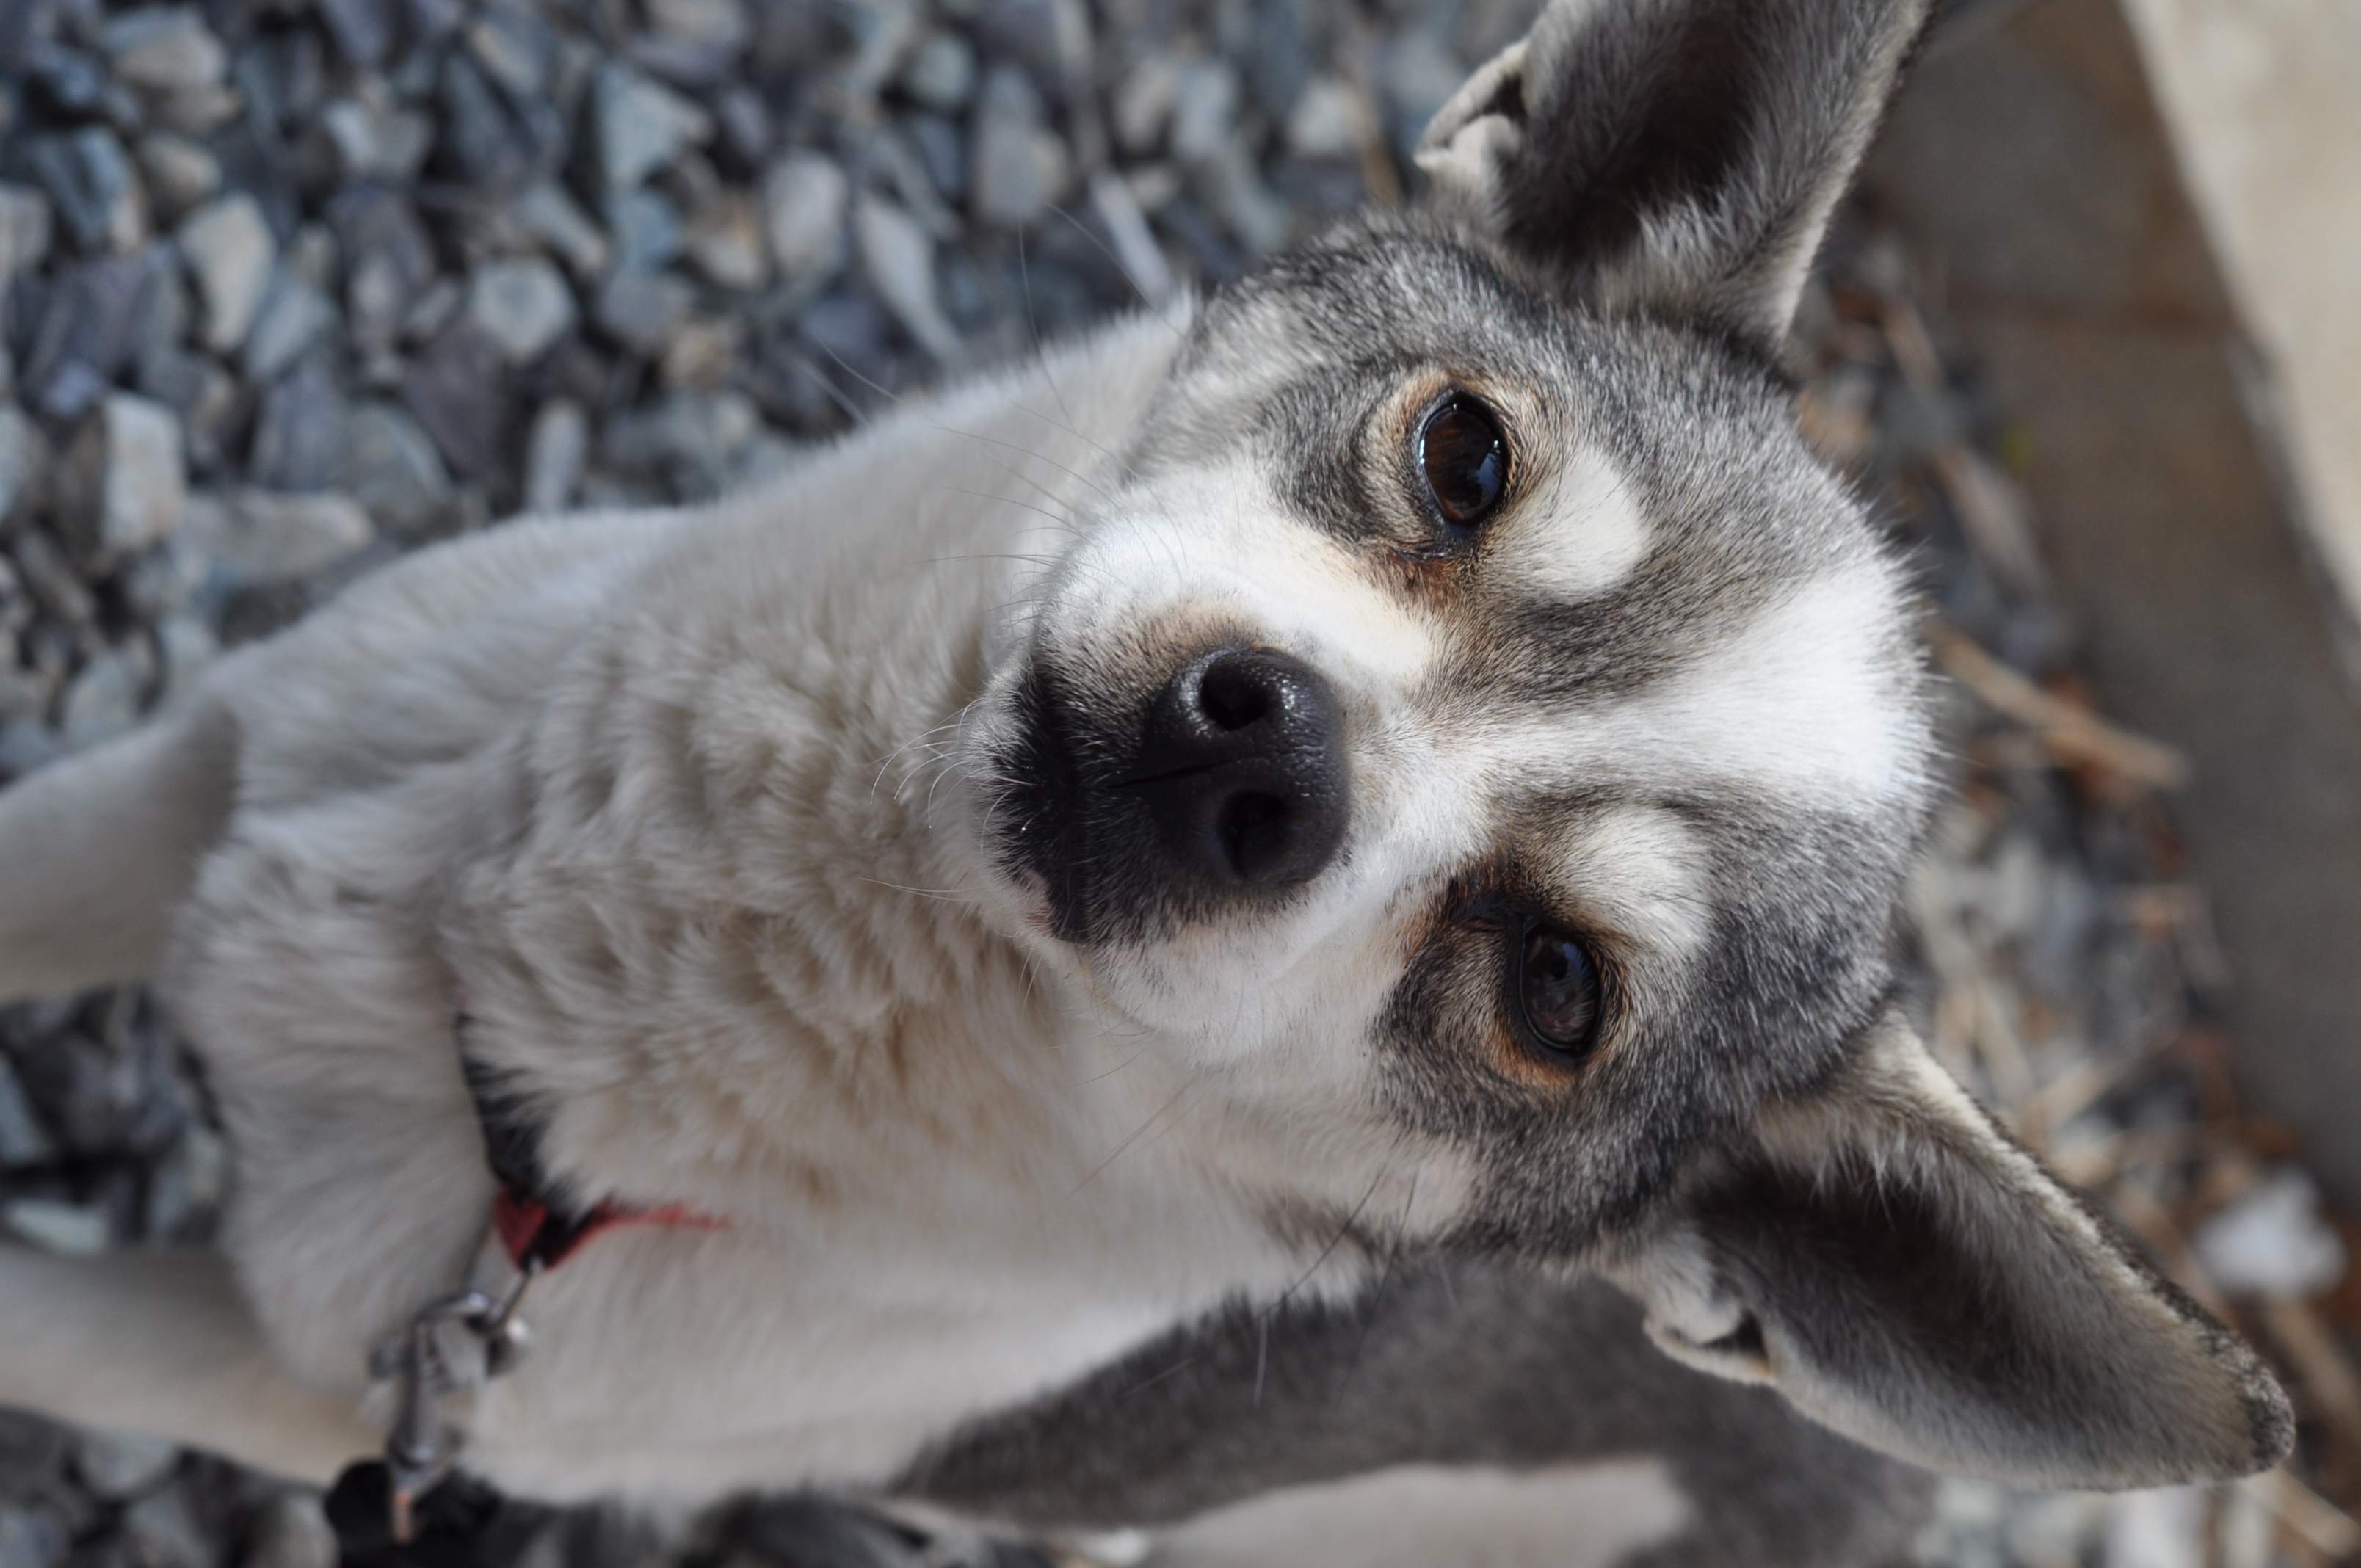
xmin=1517 ymin=922 xmax=1602 ymax=1060
xmin=1418 ymin=396 xmax=1508 ymax=528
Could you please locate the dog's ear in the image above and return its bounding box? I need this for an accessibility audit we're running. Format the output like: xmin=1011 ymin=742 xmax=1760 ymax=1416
xmin=1604 ymin=1010 xmax=2293 ymax=1488
xmin=1417 ymin=0 xmax=1934 ymax=346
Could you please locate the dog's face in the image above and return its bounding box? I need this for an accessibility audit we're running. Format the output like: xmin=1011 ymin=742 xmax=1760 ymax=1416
xmin=962 ymin=0 xmax=2290 ymax=1495
xmin=981 ymin=226 xmax=1930 ymax=1243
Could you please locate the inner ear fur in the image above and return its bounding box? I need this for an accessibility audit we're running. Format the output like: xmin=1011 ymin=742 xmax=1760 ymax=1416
xmin=1417 ymin=0 xmax=1937 ymax=346
xmin=1606 ymin=1012 xmax=2293 ymax=1489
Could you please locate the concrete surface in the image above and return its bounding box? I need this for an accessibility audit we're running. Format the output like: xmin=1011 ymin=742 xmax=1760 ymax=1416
xmin=1863 ymin=0 xmax=2361 ymax=1201
xmin=2116 ymin=0 xmax=2361 ymax=642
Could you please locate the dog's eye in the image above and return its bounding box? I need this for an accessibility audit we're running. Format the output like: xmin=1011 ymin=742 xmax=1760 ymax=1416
xmin=1419 ymin=396 xmax=1508 ymax=528
xmin=1517 ymin=922 xmax=1602 ymax=1060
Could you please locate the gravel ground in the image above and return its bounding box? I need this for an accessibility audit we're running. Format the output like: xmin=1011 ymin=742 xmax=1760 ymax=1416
xmin=4 ymin=0 xmax=2359 ymax=1563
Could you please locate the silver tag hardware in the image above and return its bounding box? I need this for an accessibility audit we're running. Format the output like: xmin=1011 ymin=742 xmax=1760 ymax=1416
xmin=367 ymin=1260 xmax=541 ymax=1542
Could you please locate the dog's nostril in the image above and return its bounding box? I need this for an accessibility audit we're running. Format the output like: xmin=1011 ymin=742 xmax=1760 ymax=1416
xmin=1215 ymin=791 xmax=1290 ymax=879
xmin=1197 ymin=661 xmax=1275 ymax=732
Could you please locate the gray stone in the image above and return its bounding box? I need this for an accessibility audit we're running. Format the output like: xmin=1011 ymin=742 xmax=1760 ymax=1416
xmin=248 ymin=363 xmax=349 ymax=493
xmin=605 ymin=189 xmax=686 ymax=274
xmin=645 ymin=0 xmax=750 ymax=53
xmin=60 ymin=642 xmax=152 ymax=749
xmin=150 ymin=83 xmax=243 ymax=137
xmin=593 ymin=270 xmax=694 ymax=357
xmin=1169 ymin=57 xmax=1241 ymax=165
xmin=319 ymin=82 xmax=435 ymax=183
xmin=0 ymin=186 xmax=56 ymax=288
xmin=0 ymin=1056 xmax=57 ymax=1169
xmin=465 ymin=0 xmax=556 ymax=95
xmin=971 ymin=65 xmax=1041 ymax=228
xmin=0 ymin=556 xmax=28 ymax=646
xmin=853 ymin=193 xmax=960 ymax=362
xmin=517 ymin=181 xmax=610 ymax=279
xmin=242 ymin=272 xmax=337 ymax=383
xmin=1285 ymin=75 xmax=1373 ymax=161
xmin=184 ymin=489 xmax=375 ymax=580
xmin=104 ymin=8 xmax=228 ymax=93
xmin=0 ymin=1414 xmax=68 ymax=1498
xmin=9 ymin=531 xmax=96 ymax=627
xmin=468 ymin=258 xmax=576 ymax=364
xmin=523 ymin=399 xmax=588 ymax=513
xmin=400 ymin=277 xmax=465 ymax=345
xmin=60 ymin=395 xmax=187 ymax=562
xmin=144 ymin=1119 xmax=225 ymax=1239
xmin=154 ymin=614 xmax=219 ymax=702
xmin=761 ymin=153 xmax=848 ymax=283
xmin=330 ymin=187 xmax=437 ymax=352
xmin=175 ymin=192 xmax=275 ymax=353
xmin=136 ymin=349 xmax=240 ymax=471
xmin=73 ymin=1433 xmax=178 ymax=1502
xmin=658 ymin=313 xmax=744 ymax=390
xmin=243 ymin=1492 xmax=336 ymax=1568
xmin=27 ymin=128 xmax=148 ymax=255
xmin=0 ymin=1503 xmax=70 ymax=1568
xmin=315 ymin=0 xmax=394 ymax=67
xmin=1110 ymin=54 xmax=1180 ymax=157
xmin=593 ymin=62 xmax=713 ymax=190
xmin=134 ymin=133 xmax=222 ymax=217
xmin=401 ymin=324 xmax=512 ymax=483
xmin=686 ymin=193 xmax=767 ymax=291
xmin=1 ymin=1198 xmax=111 ymax=1255
xmin=900 ymin=29 xmax=977 ymax=112
xmin=335 ymin=403 xmax=452 ymax=535
xmin=0 ymin=410 xmax=46 ymax=526
xmin=121 ymin=1481 xmax=211 ymax=1568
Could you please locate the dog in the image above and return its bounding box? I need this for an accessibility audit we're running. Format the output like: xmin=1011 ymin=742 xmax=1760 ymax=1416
xmin=0 ymin=0 xmax=2294 ymax=1562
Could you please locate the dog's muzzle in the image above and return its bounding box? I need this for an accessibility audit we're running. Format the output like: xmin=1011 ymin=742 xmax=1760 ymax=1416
xmin=997 ymin=647 xmax=1349 ymax=940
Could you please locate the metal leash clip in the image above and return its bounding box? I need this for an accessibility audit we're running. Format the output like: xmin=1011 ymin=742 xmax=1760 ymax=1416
xmin=366 ymin=1261 xmax=541 ymax=1543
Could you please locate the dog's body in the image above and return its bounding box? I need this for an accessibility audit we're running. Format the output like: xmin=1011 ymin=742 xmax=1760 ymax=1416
xmin=0 ymin=0 xmax=2294 ymax=1561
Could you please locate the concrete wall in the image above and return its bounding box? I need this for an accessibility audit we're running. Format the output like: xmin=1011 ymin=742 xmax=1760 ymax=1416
xmin=2115 ymin=0 xmax=2361 ymax=645
xmin=1863 ymin=0 xmax=2361 ymax=1200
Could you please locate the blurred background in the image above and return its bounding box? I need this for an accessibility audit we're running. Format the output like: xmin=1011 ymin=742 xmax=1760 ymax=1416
xmin=2 ymin=0 xmax=2358 ymax=1563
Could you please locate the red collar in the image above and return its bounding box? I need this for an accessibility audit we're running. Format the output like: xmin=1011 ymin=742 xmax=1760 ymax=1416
xmin=490 ymin=1186 xmax=726 ymax=1271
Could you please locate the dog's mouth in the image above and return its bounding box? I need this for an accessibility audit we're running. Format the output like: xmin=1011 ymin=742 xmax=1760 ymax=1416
xmin=989 ymin=650 xmax=1351 ymax=945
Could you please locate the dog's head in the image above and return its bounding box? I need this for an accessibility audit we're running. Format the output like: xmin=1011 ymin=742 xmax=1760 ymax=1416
xmin=961 ymin=0 xmax=2289 ymax=1491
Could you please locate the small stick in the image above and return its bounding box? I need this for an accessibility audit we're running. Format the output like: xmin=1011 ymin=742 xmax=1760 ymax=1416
xmin=1930 ymin=625 xmax=2191 ymax=790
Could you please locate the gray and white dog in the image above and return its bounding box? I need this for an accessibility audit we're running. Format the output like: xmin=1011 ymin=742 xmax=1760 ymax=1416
xmin=0 ymin=0 xmax=2293 ymax=1562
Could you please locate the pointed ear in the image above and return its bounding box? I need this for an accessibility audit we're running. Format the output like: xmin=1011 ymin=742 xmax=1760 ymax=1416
xmin=1417 ymin=0 xmax=1935 ymax=346
xmin=1604 ymin=1011 xmax=2292 ymax=1489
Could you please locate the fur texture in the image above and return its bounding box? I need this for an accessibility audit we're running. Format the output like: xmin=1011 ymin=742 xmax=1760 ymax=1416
xmin=0 ymin=0 xmax=2288 ymax=1558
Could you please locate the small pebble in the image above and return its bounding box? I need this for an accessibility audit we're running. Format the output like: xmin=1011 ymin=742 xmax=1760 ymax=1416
xmin=686 ymin=193 xmax=769 ymax=291
xmin=74 ymin=1433 xmax=179 ymax=1502
xmin=175 ymin=193 xmax=275 ymax=353
xmin=593 ymin=62 xmax=713 ymax=190
xmin=854 ymin=193 xmax=959 ymax=363
xmin=594 ymin=270 xmax=694 ymax=357
xmin=182 ymin=489 xmax=374 ymax=581
xmin=242 ymin=273 xmax=338 ymax=383
xmin=120 ymin=1482 xmax=211 ymax=1568
xmin=59 ymin=394 xmax=187 ymax=562
xmin=468 ymin=257 xmax=577 ymax=364
xmin=1 ymin=1197 xmax=112 ymax=1256
xmin=104 ymin=9 xmax=228 ymax=94
xmin=0 ymin=1056 xmax=57 ymax=1168
xmin=524 ymin=399 xmax=589 ymax=513
xmin=0 ymin=186 xmax=55 ymax=288
xmin=763 ymin=153 xmax=849 ymax=283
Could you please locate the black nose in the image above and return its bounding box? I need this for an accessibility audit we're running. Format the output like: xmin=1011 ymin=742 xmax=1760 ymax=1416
xmin=1124 ymin=649 xmax=1349 ymax=890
